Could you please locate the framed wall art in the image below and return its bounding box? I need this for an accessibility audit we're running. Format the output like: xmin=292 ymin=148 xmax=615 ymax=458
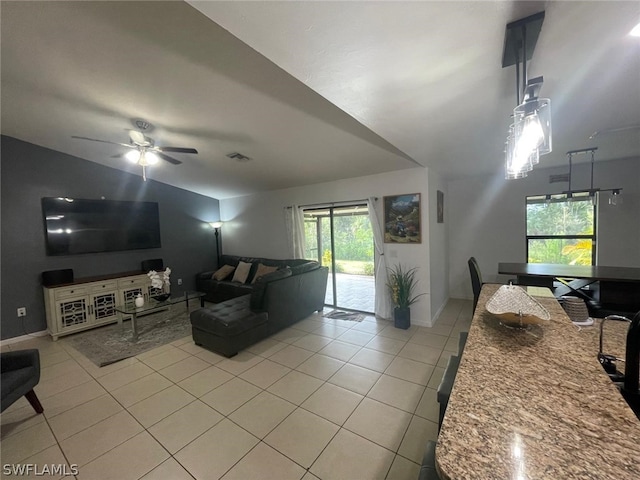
xmin=383 ymin=193 xmax=421 ymax=243
xmin=437 ymin=190 xmax=444 ymax=223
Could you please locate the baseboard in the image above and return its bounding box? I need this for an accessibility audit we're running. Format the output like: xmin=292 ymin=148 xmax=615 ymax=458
xmin=1 ymin=330 xmax=49 ymax=347
xmin=431 ymin=301 xmax=448 ymax=325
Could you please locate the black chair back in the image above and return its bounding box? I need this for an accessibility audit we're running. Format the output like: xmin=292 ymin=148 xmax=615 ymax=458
xmin=468 ymin=257 xmax=482 ymax=313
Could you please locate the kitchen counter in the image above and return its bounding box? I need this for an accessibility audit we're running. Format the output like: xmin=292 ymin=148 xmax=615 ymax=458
xmin=436 ymin=283 xmax=640 ymax=480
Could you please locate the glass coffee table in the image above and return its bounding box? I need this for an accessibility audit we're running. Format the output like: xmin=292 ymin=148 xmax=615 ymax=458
xmin=115 ymin=291 xmax=206 ymax=341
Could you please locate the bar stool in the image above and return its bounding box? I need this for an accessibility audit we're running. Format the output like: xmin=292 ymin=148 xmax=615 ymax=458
xmin=458 ymin=331 xmax=468 ymax=354
xmin=437 ymin=354 xmax=460 ymax=430
xmin=418 ymin=440 xmax=440 ymax=480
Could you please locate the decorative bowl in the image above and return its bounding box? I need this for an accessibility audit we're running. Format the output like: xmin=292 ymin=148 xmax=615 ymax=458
xmin=486 ymin=284 xmax=550 ymax=328
xmin=152 ymin=293 xmax=171 ymax=302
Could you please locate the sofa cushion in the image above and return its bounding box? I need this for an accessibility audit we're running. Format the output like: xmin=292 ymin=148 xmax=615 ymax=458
xmin=190 ymin=295 xmax=267 ymax=337
xmin=232 ymin=261 xmax=252 ymax=284
xmin=212 ymin=264 xmax=235 ymax=281
xmin=289 ymin=261 xmax=320 ymax=276
xmin=251 ymin=264 xmax=279 ymax=284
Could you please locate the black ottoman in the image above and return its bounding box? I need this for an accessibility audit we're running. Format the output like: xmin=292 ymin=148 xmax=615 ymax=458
xmin=190 ymin=295 xmax=268 ymax=357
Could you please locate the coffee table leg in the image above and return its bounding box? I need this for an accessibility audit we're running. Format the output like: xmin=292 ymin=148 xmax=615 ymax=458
xmin=131 ymin=312 xmax=138 ymax=342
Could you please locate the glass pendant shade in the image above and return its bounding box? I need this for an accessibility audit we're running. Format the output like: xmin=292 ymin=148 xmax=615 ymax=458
xmin=535 ymin=98 xmax=552 ymax=155
xmin=505 ymin=124 xmax=535 ymax=179
xmin=513 ymin=98 xmax=552 ymax=158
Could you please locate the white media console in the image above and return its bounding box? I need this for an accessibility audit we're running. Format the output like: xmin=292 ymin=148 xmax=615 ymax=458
xmin=43 ymin=271 xmax=166 ymax=340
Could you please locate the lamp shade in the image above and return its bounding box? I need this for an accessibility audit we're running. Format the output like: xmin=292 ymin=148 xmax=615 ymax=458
xmin=145 ymin=152 xmax=160 ymax=165
xmin=209 ymin=221 xmax=223 ymax=229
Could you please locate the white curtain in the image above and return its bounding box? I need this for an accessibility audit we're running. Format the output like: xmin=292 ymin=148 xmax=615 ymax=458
xmin=284 ymin=205 xmax=305 ymax=258
xmin=368 ymin=197 xmax=392 ymax=319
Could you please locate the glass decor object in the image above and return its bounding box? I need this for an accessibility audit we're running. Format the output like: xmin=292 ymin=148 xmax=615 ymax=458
xmin=134 ymin=294 xmax=144 ymax=308
xmin=486 ymin=284 xmax=550 ymax=329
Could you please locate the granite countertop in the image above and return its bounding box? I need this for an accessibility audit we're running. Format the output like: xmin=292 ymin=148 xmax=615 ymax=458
xmin=436 ymin=283 xmax=640 ymax=480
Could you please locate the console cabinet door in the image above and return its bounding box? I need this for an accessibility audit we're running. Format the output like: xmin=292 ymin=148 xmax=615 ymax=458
xmin=89 ymin=281 xmax=119 ymax=324
xmin=55 ymin=296 xmax=90 ymax=333
xmin=90 ymin=291 xmax=118 ymax=324
xmin=119 ymin=277 xmax=147 ymax=304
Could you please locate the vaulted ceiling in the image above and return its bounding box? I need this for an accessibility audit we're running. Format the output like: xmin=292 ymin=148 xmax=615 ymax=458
xmin=2 ymin=1 xmax=639 ymax=199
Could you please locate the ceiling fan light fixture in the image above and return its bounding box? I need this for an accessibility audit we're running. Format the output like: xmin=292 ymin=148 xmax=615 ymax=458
xmin=125 ymin=150 xmax=141 ymax=163
xmin=145 ymin=151 xmax=160 ymax=165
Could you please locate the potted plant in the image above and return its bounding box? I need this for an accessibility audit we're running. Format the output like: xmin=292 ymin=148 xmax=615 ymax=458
xmin=387 ymin=264 xmax=425 ymax=329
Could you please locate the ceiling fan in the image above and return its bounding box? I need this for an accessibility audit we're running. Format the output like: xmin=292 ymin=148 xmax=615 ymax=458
xmin=72 ymin=120 xmax=198 ymax=180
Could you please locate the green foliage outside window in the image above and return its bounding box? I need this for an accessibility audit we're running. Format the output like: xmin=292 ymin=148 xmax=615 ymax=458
xmin=304 ymin=212 xmax=375 ymax=276
xmin=526 ymin=196 xmax=595 ymax=265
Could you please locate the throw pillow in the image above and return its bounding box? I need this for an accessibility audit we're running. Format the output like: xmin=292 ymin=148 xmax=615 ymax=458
xmin=251 ymin=263 xmax=279 ymax=284
xmin=211 ymin=264 xmax=235 ymax=281
xmin=231 ymin=261 xmax=252 ymax=284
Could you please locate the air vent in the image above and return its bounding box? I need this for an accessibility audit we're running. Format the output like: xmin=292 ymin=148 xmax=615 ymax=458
xmin=549 ymin=173 xmax=569 ymax=183
xmin=226 ymin=152 xmax=252 ymax=162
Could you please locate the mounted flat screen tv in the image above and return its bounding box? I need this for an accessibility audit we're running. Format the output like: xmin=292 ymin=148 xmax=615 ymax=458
xmin=42 ymin=197 xmax=161 ymax=256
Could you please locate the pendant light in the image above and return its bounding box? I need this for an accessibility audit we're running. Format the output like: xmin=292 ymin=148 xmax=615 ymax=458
xmin=502 ymin=12 xmax=552 ymax=179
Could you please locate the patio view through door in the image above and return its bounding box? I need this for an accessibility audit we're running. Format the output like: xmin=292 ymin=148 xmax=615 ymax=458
xmin=303 ymin=204 xmax=375 ymax=313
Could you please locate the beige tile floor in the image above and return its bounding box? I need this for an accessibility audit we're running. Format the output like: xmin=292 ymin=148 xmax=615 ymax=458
xmin=0 ymin=299 xmax=472 ymax=480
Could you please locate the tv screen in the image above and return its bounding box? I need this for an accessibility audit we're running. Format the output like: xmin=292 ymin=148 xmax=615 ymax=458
xmin=42 ymin=197 xmax=161 ymax=256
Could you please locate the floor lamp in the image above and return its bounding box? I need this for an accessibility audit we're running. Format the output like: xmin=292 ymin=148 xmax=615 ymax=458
xmin=209 ymin=222 xmax=223 ymax=265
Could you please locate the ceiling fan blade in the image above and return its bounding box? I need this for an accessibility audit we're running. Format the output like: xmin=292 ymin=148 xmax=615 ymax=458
xmin=157 ymin=152 xmax=183 ymax=165
xmin=71 ymin=136 xmax=133 ymax=148
xmin=157 ymin=146 xmax=198 ymax=154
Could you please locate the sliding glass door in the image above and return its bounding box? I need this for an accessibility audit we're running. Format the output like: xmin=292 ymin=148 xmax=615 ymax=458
xmin=303 ymin=204 xmax=375 ymax=313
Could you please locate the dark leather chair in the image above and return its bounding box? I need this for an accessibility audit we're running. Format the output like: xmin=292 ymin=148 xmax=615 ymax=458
xmin=1 ymin=349 xmax=43 ymax=414
xmin=468 ymin=257 xmax=482 ymax=313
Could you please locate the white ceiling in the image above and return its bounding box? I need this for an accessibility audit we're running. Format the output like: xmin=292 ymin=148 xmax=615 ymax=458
xmin=2 ymin=1 xmax=639 ymax=200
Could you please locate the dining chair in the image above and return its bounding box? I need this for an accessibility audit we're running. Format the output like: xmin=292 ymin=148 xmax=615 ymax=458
xmin=468 ymin=257 xmax=483 ymax=313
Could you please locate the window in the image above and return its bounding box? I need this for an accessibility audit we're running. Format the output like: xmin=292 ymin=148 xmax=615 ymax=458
xmin=526 ymin=193 xmax=596 ymax=265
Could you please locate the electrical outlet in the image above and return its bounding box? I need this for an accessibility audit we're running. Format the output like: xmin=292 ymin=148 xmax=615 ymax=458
xmin=177 ymin=278 xmax=183 ymax=285
xmin=17 ymin=307 xmax=26 ymax=317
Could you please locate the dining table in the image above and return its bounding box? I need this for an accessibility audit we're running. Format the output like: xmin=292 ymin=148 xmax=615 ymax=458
xmin=435 ymin=283 xmax=640 ymax=480
xmin=498 ymin=262 xmax=640 ymax=313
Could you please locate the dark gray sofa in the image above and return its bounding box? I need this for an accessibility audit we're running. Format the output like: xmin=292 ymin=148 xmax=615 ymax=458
xmin=191 ymin=255 xmax=329 ymax=357
xmin=196 ymin=254 xmax=322 ymax=303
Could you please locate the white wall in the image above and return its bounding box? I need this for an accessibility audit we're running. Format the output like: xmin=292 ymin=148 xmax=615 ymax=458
xmin=220 ymin=167 xmax=436 ymax=326
xmin=448 ymin=156 xmax=640 ymax=300
xmin=428 ymin=169 xmax=449 ymax=321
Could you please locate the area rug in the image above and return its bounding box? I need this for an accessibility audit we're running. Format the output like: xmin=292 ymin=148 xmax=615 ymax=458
xmin=324 ymin=310 xmax=366 ymax=322
xmin=62 ymin=308 xmax=193 ymax=367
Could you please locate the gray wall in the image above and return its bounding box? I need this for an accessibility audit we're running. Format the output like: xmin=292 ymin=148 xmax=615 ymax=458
xmin=447 ymin=156 xmax=640 ymax=300
xmin=1 ymin=136 xmax=220 ymax=340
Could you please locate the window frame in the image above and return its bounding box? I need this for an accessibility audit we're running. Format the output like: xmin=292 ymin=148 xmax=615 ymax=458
xmin=525 ymin=193 xmax=598 ymax=265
